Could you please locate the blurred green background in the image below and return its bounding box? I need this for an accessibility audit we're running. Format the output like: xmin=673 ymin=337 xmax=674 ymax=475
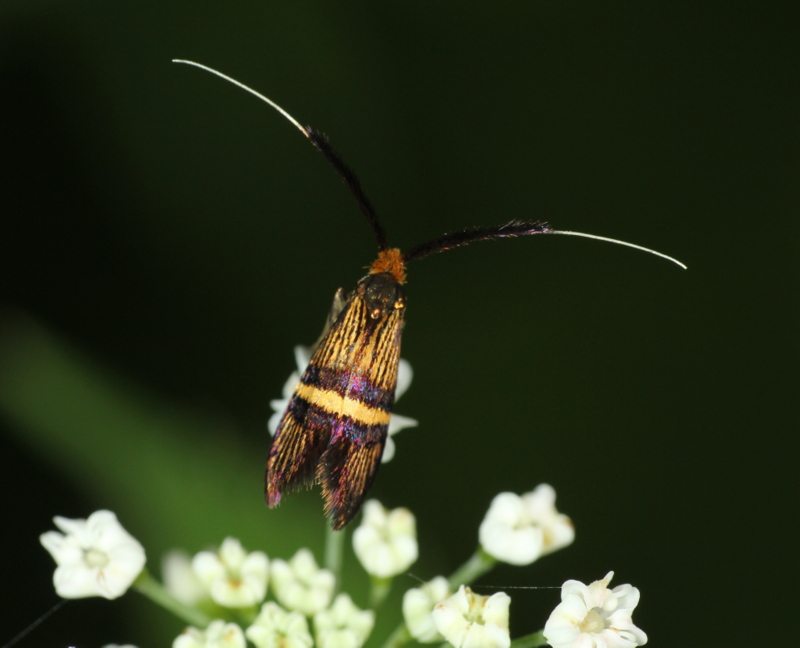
xmin=1 ymin=2 xmax=795 ymax=646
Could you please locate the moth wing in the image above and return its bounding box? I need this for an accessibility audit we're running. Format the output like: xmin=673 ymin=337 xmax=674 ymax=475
xmin=315 ymin=295 xmax=405 ymax=530
xmin=266 ymin=280 xmax=405 ymax=529
xmin=318 ymin=433 xmax=386 ymax=530
xmin=266 ymin=392 xmax=329 ymax=507
xmin=266 ymin=289 xmax=351 ymax=507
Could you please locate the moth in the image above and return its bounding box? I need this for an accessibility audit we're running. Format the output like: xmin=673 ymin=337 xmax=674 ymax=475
xmin=174 ymin=60 xmax=685 ymax=530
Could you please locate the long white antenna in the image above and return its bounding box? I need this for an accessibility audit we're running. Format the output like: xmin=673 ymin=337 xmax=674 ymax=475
xmin=172 ymin=59 xmax=310 ymax=139
xmin=172 ymin=59 xmax=687 ymax=270
xmin=547 ymin=230 xmax=687 ymax=269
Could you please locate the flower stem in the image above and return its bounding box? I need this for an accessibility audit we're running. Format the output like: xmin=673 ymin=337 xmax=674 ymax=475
xmin=510 ymin=630 xmax=547 ymax=647
xmin=325 ymin=524 xmax=345 ymax=592
xmin=447 ymin=547 xmax=497 ymax=588
xmin=380 ymin=622 xmax=411 ymax=648
xmin=133 ymin=569 xmax=211 ymax=628
xmin=370 ymin=576 xmax=392 ymax=609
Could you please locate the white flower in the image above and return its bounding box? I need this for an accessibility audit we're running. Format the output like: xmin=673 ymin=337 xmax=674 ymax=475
xmin=163 ymin=550 xmax=207 ymax=606
xmin=39 ymin=510 xmax=146 ymax=600
xmin=173 ymin=620 xmax=246 ymax=648
xmin=268 ymin=346 xmax=417 ymax=463
xmin=246 ymin=601 xmax=313 ymax=648
xmin=271 ymin=548 xmax=335 ymax=616
xmin=381 ymin=359 xmax=417 ymax=462
xmin=313 ymin=593 xmax=375 ymax=648
xmin=352 ymin=500 xmax=418 ymax=578
xmin=267 ymin=346 xmax=310 ymax=435
xmin=432 ymin=585 xmax=510 ymax=648
xmin=479 ymin=484 xmax=574 ymax=566
xmin=544 ymin=572 xmax=647 ymax=648
xmin=192 ymin=537 xmax=269 ymax=608
xmin=402 ymin=576 xmax=450 ymax=643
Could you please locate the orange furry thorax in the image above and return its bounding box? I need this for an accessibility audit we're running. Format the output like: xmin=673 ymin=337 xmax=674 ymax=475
xmin=368 ymin=248 xmax=407 ymax=284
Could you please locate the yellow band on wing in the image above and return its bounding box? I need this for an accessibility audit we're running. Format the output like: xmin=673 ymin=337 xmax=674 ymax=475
xmin=295 ymin=382 xmax=392 ymax=426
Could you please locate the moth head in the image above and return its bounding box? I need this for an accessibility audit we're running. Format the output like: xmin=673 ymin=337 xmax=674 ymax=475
xmin=358 ymin=272 xmax=406 ymax=320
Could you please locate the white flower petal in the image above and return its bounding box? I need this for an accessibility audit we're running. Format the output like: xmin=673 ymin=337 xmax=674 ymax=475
xmin=432 ymin=586 xmax=510 ymax=648
xmin=267 ymin=409 xmax=285 ymax=435
xmin=162 ymin=550 xmax=207 ymax=606
xmin=271 ymin=549 xmax=335 ymax=616
xmin=395 ymin=359 xmax=413 ymax=399
xmin=246 ymin=601 xmax=313 ymax=648
xmin=479 ymin=485 xmax=573 ymax=566
xmin=313 ymin=593 xmax=374 ymax=648
xmin=219 ymin=538 xmax=247 ymax=567
xmin=381 ymin=436 xmax=397 ymax=463
xmin=192 ymin=551 xmax=226 ymax=586
xmin=402 ymin=576 xmax=450 ymax=643
xmin=191 ymin=538 xmax=269 ymax=608
xmin=388 ymin=413 xmax=418 ymax=435
xmin=173 ymin=620 xmax=246 ymax=648
xmin=293 ymin=346 xmax=312 ymax=373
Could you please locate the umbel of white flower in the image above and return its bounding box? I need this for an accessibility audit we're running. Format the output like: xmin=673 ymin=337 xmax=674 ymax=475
xmin=479 ymin=484 xmax=574 ymax=566
xmin=173 ymin=620 xmax=246 ymax=648
xmin=40 ymin=510 xmax=146 ymax=600
xmin=432 ymin=585 xmax=511 ymax=648
xmin=544 ymin=572 xmax=648 ymax=648
xmin=313 ymin=593 xmax=375 ymax=648
xmin=246 ymin=601 xmax=313 ymax=648
xmin=402 ymin=576 xmax=450 ymax=643
xmin=270 ymin=548 xmax=335 ymax=616
xmin=192 ymin=537 xmax=269 ymax=608
xmin=352 ymin=500 xmax=418 ymax=579
xmin=268 ymin=346 xmax=417 ymax=463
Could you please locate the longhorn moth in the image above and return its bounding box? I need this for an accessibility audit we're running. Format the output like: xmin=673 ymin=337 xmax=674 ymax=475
xmin=174 ymin=60 xmax=685 ymax=529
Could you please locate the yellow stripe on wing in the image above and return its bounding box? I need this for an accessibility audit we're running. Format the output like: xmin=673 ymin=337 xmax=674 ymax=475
xmin=294 ymin=382 xmax=392 ymax=426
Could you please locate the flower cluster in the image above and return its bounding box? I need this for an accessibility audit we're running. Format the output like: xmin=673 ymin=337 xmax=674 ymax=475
xmin=192 ymin=537 xmax=269 ymax=608
xmin=39 ymin=354 xmax=647 ymax=648
xmin=270 ymin=549 xmax=335 ymax=616
xmin=353 ymin=500 xmax=418 ymax=579
xmin=39 ymin=511 xmax=374 ymax=648
xmin=40 ymin=490 xmax=646 ymax=648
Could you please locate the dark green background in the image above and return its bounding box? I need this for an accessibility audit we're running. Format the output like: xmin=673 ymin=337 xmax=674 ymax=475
xmin=1 ymin=2 xmax=795 ymax=646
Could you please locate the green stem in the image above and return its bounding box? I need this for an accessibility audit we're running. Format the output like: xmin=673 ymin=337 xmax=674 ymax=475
xmin=510 ymin=630 xmax=548 ymax=647
xmin=380 ymin=622 xmax=411 ymax=648
xmin=325 ymin=524 xmax=346 ymax=592
xmin=237 ymin=606 xmax=258 ymax=626
xmin=369 ymin=576 xmax=392 ymax=609
xmin=447 ymin=547 xmax=497 ymax=588
xmin=133 ymin=569 xmax=211 ymax=628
